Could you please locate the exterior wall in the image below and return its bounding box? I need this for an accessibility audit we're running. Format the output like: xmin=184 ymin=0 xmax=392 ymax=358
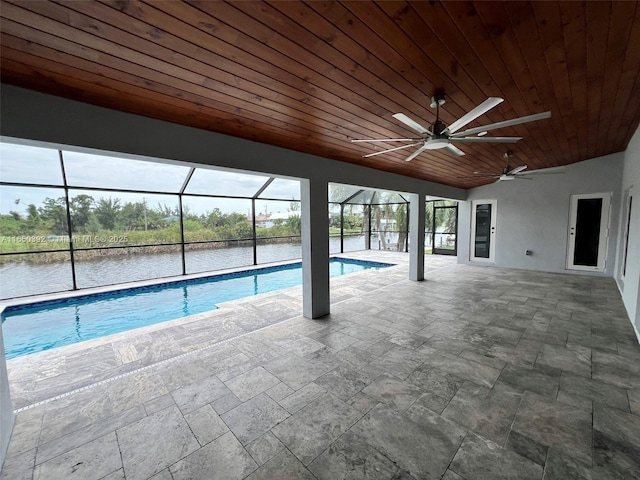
xmin=458 ymin=153 xmax=624 ymax=276
xmin=615 ymin=124 xmax=640 ymax=336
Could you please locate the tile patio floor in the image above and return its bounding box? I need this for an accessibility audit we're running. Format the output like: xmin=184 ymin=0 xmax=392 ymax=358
xmin=1 ymin=252 xmax=639 ymax=479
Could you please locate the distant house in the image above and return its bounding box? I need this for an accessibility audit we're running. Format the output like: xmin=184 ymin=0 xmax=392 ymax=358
xmin=252 ymin=211 xmax=298 ymax=228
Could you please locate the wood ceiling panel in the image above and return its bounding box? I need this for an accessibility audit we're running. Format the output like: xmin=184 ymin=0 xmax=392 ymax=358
xmin=1 ymin=0 xmax=638 ymax=189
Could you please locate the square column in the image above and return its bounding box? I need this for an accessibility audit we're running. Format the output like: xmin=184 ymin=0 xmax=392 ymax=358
xmin=0 ymin=326 xmax=14 ymax=468
xmin=409 ymin=193 xmax=426 ymax=281
xmin=300 ymin=178 xmax=330 ymax=318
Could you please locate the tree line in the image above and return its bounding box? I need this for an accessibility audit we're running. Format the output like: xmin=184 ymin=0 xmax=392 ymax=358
xmin=0 ymin=195 xmax=302 ymax=241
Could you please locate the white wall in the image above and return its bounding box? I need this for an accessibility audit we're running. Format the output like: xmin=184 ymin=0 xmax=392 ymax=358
xmin=615 ymin=124 xmax=640 ymax=334
xmin=458 ymin=153 xmax=624 ymax=276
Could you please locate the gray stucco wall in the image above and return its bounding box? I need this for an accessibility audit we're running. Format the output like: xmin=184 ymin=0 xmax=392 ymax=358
xmin=458 ymin=152 xmax=624 ymax=276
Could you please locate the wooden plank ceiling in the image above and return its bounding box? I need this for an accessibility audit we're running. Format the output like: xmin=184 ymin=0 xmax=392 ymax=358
xmin=1 ymin=1 xmax=639 ymax=189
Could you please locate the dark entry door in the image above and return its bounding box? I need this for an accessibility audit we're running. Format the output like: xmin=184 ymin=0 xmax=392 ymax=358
xmin=432 ymin=205 xmax=458 ymax=255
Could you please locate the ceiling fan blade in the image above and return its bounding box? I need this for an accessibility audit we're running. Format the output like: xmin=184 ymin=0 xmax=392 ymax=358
xmin=509 ymin=165 xmax=528 ymax=175
xmin=519 ymin=166 xmax=566 ymax=175
xmin=351 ymin=138 xmax=422 ymax=143
xmin=363 ymin=142 xmax=423 ymax=158
xmin=404 ymin=145 xmax=429 ymax=162
xmin=445 ymin=143 xmax=465 ymax=156
xmin=392 ymin=113 xmax=432 ymax=135
xmin=452 ymin=111 xmax=551 ymax=137
xmin=445 ymin=97 xmax=504 ymax=134
xmin=456 ymin=173 xmax=501 ymax=178
xmin=450 ymin=136 xmax=522 ymax=143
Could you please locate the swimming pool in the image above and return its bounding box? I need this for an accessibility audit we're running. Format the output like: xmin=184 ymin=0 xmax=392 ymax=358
xmin=1 ymin=257 xmax=392 ymax=359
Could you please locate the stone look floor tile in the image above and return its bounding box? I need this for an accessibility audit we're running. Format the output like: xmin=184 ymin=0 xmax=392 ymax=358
xmin=224 ymin=366 xmax=281 ymax=402
xmin=278 ymin=382 xmax=326 ymax=413
xmin=308 ymin=430 xmax=398 ymax=480
xmin=4 ymin=406 xmax=44 ymax=459
xmin=361 ymin=373 xmax=423 ymax=412
xmin=170 ymin=374 xmax=232 ymax=414
xmin=221 ymin=393 xmax=290 ymax=445
xmin=245 ymin=431 xmax=285 ymax=466
xmin=542 ymin=448 xmax=613 ymax=480
xmin=591 ymin=350 xmax=640 ymax=389
xmin=38 ymin=386 xmax=114 ymax=445
xmin=505 ymin=429 xmax=548 ymax=466
xmin=370 ymin=346 xmax=425 ymax=380
xmin=263 ymin=354 xmax=332 ymax=390
xmin=4 ymin=254 xmax=640 ymax=480
xmin=211 ymin=392 xmax=242 ymax=415
xmin=486 ymin=342 xmax=538 ymax=368
xmin=0 ymin=448 xmax=35 ymax=480
xmin=101 ymin=468 xmax=126 ymax=479
xmin=407 ymin=366 xmax=465 ymax=414
xmin=314 ymin=367 xmax=368 ymax=401
xmin=593 ymin=404 xmax=640 ymax=476
xmin=536 ymin=344 xmax=591 ymax=378
xmin=143 ymin=393 xmax=175 ymax=415
xmin=34 ymin=433 xmax=121 ymax=480
xmin=184 ymin=404 xmax=229 ymax=446
xmin=629 ymin=388 xmax=640 ymax=416
xmin=419 ymin=348 xmax=502 ymax=388
xmin=272 ymin=392 xmax=363 ymax=465
xmin=117 ymin=405 xmax=200 ymax=480
xmin=147 ymin=470 xmax=173 ymax=480
xmin=246 ymin=449 xmax=315 ymax=480
xmin=441 ymin=470 xmax=465 ymax=480
xmin=498 ymin=363 xmax=559 ymax=398
xmin=512 ymin=391 xmax=593 ymax=465
xmin=450 ymin=433 xmax=543 ymax=480
xmin=558 ymin=372 xmax=630 ymax=411
xmin=350 ymin=403 xmax=465 ymax=480
xmin=265 ymin=382 xmax=295 ymax=402
xmin=36 ymin=405 xmax=145 ymax=465
xmin=156 ymin=358 xmax=212 ymax=391
xmin=442 ymin=381 xmax=522 ymax=446
xmin=169 ymin=431 xmax=257 ymax=480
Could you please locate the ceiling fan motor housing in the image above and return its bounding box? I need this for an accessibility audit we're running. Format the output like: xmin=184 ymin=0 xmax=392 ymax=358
xmin=432 ymin=119 xmax=447 ymax=135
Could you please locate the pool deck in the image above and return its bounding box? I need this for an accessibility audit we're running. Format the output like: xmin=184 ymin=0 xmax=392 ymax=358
xmin=2 ymin=251 xmax=640 ymax=479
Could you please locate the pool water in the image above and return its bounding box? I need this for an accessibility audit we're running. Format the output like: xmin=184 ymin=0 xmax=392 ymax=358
xmin=1 ymin=258 xmax=392 ymax=359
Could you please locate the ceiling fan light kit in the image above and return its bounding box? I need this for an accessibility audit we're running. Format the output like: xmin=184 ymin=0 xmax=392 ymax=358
xmin=352 ymin=93 xmax=551 ymax=163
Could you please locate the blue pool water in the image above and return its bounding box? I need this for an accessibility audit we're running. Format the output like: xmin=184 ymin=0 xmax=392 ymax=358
xmin=1 ymin=258 xmax=392 ymax=359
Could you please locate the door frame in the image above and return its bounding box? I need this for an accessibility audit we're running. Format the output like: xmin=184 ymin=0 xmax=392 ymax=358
xmin=432 ymin=204 xmax=458 ymax=255
xmin=566 ymin=192 xmax=612 ymax=272
xmin=619 ymin=188 xmax=634 ymax=282
xmin=470 ymin=199 xmax=497 ymax=263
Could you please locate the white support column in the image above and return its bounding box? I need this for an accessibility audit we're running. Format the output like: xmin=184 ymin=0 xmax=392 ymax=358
xmin=409 ymin=193 xmax=426 ymax=281
xmin=0 ymin=326 xmax=14 ymax=469
xmin=300 ymin=178 xmax=330 ymax=318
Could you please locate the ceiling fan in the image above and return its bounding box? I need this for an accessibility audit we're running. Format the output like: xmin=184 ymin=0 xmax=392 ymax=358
xmin=463 ymin=151 xmax=566 ymax=182
xmin=351 ymin=93 xmax=551 ymax=161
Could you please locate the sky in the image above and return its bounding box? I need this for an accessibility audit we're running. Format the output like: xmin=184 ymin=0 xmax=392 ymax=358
xmin=0 ymin=141 xmax=412 ymax=218
xmin=0 ymin=142 xmax=301 ymax=216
